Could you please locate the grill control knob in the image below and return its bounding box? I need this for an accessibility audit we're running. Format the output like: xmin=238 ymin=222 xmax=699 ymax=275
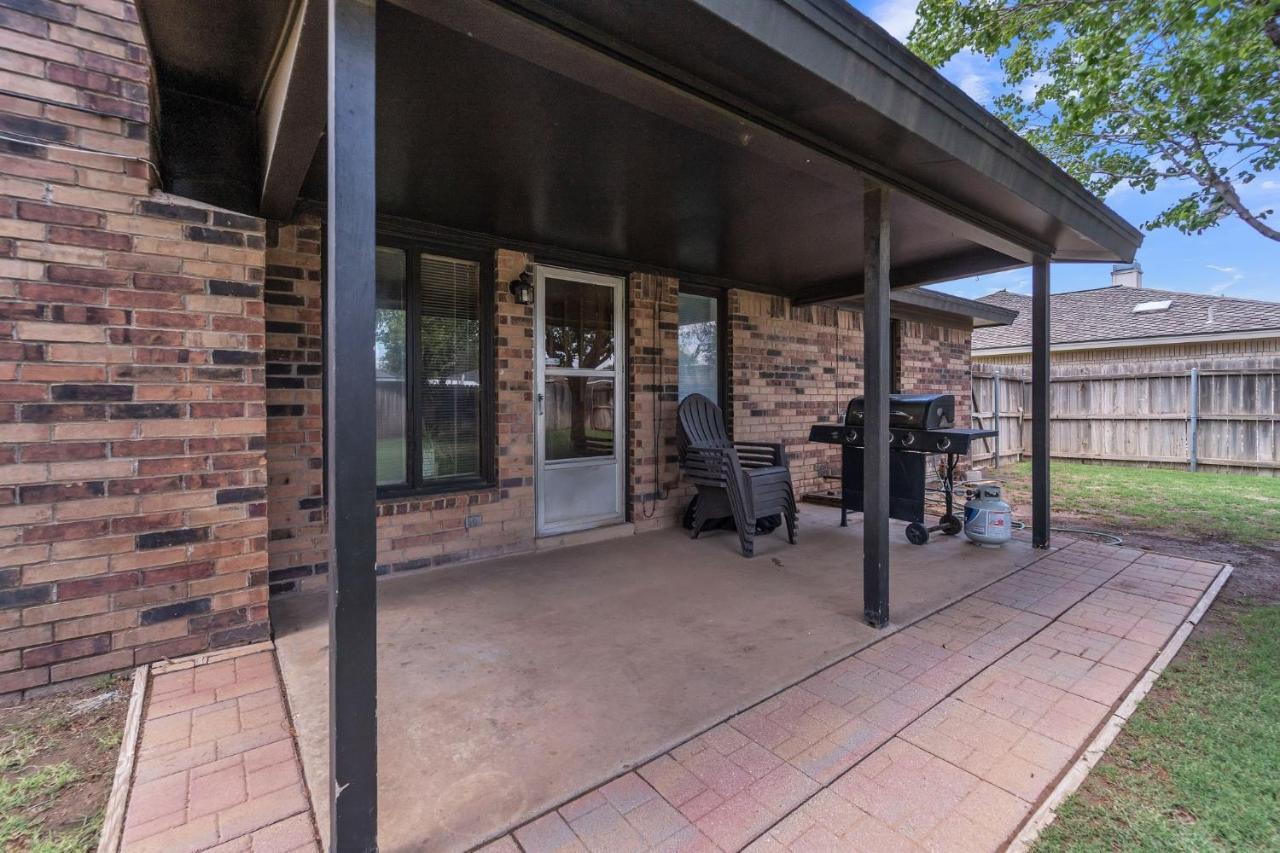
xmin=900 ymin=432 xmax=915 ymax=447
xmin=936 ymin=436 xmax=952 ymax=451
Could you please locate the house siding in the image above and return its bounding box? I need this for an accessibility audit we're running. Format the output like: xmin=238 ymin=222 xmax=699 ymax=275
xmin=728 ymin=292 xmax=972 ymax=497
xmin=0 ymin=0 xmax=270 ymax=699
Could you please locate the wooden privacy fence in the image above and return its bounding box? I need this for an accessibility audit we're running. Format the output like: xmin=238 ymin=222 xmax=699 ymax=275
xmin=970 ymin=363 xmax=1280 ymax=476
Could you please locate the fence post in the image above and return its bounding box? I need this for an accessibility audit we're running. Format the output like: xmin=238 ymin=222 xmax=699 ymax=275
xmin=992 ymin=367 xmax=1001 ymax=469
xmin=1188 ymin=368 xmax=1199 ymax=472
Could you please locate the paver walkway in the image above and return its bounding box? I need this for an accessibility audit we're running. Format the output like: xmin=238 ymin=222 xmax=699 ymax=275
xmin=120 ymin=644 xmax=317 ymax=852
xmin=481 ymin=539 xmax=1225 ymax=853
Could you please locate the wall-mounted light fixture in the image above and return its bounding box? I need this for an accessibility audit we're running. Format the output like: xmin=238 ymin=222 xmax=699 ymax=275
xmin=509 ymin=267 xmax=534 ymax=306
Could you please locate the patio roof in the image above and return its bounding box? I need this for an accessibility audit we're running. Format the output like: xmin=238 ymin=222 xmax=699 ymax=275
xmin=137 ymin=0 xmax=1141 ymax=301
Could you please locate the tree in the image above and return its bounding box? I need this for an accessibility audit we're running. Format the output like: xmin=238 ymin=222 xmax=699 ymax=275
xmin=909 ymin=0 xmax=1280 ymax=242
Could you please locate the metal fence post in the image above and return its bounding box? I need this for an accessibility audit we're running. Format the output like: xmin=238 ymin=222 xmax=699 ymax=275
xmin=1188 ymin=368 xmax=1199 ymax=472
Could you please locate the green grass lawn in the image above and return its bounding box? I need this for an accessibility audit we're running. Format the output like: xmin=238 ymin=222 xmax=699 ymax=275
xmin=0 ymin=677 xmax=127 ymax=852
xmin=1034 ymin=604 xmax=1280 ymax=851
xmin=997 ymin=461 xmax=1280 ymax=547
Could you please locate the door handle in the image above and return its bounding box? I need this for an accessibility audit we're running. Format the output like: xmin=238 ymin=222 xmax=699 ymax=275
xmin=537 ymin=392 xmax=545 ymax=417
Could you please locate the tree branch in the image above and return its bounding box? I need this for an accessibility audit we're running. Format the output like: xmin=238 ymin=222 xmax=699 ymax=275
xmin=1188 ymin=134 xmax=1280 ymax=241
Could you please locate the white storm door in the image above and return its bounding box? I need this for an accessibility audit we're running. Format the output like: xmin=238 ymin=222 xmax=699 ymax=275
xmin=534 ymin=266 xmax=626 ymax=535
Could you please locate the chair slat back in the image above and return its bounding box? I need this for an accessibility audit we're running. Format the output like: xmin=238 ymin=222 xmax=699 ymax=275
xmin=678 ymin=393 xmax=731 ymax=455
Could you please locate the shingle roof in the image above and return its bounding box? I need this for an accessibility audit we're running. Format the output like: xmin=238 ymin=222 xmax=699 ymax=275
xmin=971 ymin=286 xmax=1280 ymax=350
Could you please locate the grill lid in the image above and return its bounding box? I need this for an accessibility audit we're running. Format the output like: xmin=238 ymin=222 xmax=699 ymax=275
xmin=846 ymin=393 xmax=955 ymax=430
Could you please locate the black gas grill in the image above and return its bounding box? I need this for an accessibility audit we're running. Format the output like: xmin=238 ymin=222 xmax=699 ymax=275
xmin=808 ymin=393 xmax=996 ymax=544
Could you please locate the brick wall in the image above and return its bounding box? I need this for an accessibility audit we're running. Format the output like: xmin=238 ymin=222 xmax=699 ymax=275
xmin=727 ymin=291 xmax=973 ymax=498
xmin=897 ymin=317 xmax=972 ymax=425
xmin=0 ymin=0 xmax=270 ymax=698
xmin=262 ymin=217 xmax=324 ymax=594
xmin=626 ymin=272 xmax=687 ymax=532
xmin=728 ymin=291 xmax=863 ymax=496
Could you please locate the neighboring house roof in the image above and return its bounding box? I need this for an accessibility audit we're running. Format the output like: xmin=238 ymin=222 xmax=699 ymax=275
xmin=836 ymin=288 xmax=1018 ymax=328
xmin=972 ymin=286 xmax=1280 ymax=352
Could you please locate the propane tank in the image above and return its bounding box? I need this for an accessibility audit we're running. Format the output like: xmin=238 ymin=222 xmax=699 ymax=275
xmin=964 ymin=484 xmax=1012 ymax=547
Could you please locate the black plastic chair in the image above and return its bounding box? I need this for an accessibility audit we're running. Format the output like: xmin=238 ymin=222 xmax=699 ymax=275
xmin=676 ymin=393 xmax=797 ymax=557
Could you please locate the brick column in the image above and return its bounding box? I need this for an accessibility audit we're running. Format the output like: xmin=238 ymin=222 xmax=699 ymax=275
xmin=627 ymin=272 xmax=684 ymax=532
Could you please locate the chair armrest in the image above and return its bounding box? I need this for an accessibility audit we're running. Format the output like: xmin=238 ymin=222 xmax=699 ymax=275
xmin=733 ymin=441 xmax=787 ymax=469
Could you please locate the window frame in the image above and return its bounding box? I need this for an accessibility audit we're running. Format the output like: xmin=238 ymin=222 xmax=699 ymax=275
xmin=676 ymin=283 xmax=728 ymax=412
xmin=374 ymin=233 xmax=497 ymax=500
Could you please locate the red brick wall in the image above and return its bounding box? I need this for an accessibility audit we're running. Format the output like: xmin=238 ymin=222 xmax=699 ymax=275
xmin=897 ymin=317 xmax=972 ymax=425
xmin=262 ymin=217 xmax=324 ymax=593
xmin=727 ymin=292 xmax=974 ymax=497
xmin=728 ymin=291 xmax=863 ymax=496
xmin=627 ymin=272 xmax=687 ymax=532
xmin=0 ymin=0 xmax=270 ymax=698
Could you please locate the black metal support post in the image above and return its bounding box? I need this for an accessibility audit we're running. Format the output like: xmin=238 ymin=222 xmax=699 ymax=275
xmin=1031 ymin=254 xmax=1051 ymax=549
xmin=863 ymin=185 xmax=891 ymax=627
xmin=327 ymin=0 xmax=378 ymax=849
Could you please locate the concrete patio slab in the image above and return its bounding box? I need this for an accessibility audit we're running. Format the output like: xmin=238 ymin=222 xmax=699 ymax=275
xmin=271 ymin=506 xmax=1059 ymax=852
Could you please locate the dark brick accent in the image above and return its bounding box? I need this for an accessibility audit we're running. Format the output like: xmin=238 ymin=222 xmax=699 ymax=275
xmin=211 ymin=349 xmax=261 ymax=365
xmin=51 ymin=384 xmax=134 ymax=402
xmin=0 ymin=584 xmax=52 ymax=610
xmin=215 ymin=486 xmax=266 ymax=505
xmin=211 ymin=211 xmax=261 ymax=231
xmin=136 ymin=199 xmax=208 ymax=222
xmin=136 ymin=526 xmax=209 ymax=550
xmin=139 ymin=597 xmax=212 ymax=625
xmin=208 ymin=279 xmax=262 ymax=298
xmin=185 ymin=225 xmax=244 ymax=246
xmin=109 ymin=403 xmax=183 ymax=419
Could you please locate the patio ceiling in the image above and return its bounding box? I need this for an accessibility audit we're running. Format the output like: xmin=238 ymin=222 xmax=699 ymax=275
xmin=137 ymin=0 xmax=1141 ymax=302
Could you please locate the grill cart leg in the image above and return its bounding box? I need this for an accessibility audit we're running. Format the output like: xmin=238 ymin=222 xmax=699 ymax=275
xmin=939 ymin=453 xmax=962 ymax=535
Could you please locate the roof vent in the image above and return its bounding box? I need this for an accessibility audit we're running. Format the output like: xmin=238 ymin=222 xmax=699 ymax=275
xmin=1132 ymin=299 xmax=1172 ymax=314
xmin=1111 ymin=263 xmax=1143 ymax=288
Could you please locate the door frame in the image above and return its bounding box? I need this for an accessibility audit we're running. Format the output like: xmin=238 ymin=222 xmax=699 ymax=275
xmin=533 ymin=264 xmax=627 ymax=536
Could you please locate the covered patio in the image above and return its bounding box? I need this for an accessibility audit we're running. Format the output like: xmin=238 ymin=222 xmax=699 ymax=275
xmin=135 ymin=0 xmax=1145 ymax=849
xmin=273 ymin=506 xmax=1058 ymax=851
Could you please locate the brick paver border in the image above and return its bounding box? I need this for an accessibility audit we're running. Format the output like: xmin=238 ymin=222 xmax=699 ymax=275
xmin=117 ymin=641 xmax=319 ymax=853
xmin=1007 ymin=564 xmax=1232 ymax=852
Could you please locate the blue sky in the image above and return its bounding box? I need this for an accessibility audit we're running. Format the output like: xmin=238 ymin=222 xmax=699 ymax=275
xmin=851 ymin=0 xmax=1280 ymax=302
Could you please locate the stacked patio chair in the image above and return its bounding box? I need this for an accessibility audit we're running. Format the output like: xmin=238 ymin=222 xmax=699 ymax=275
xmin=676 ymin=393 xmax=797 ymax=557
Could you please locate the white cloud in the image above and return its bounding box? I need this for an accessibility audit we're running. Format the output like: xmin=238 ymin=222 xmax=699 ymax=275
xmin=869 ymin=0 xmax=919 ymax=41
xmin=941 ymin=50 xmax=1001 ymax=105
xmin=1204 ymin=264 xmax=1242 ymax=295
xmin=1238 ymin=177 xmax=1280 ymax=212
xmin=1017 ymin=71 xmax=1053 ymax=103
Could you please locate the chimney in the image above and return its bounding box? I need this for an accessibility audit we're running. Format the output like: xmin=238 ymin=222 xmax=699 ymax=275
xmin=1111 ymin=262 xmax=1143 ymax=288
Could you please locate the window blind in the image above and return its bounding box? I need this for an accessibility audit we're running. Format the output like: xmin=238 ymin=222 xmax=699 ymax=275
xmin=418 ymin=253 xmax=481 ymax=481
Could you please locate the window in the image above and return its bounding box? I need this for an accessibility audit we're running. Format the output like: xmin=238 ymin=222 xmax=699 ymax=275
xmin=374 ymin=239 xmax=494 ymax=495
xmin=677 ymin=289 xmax=724 ymax=406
